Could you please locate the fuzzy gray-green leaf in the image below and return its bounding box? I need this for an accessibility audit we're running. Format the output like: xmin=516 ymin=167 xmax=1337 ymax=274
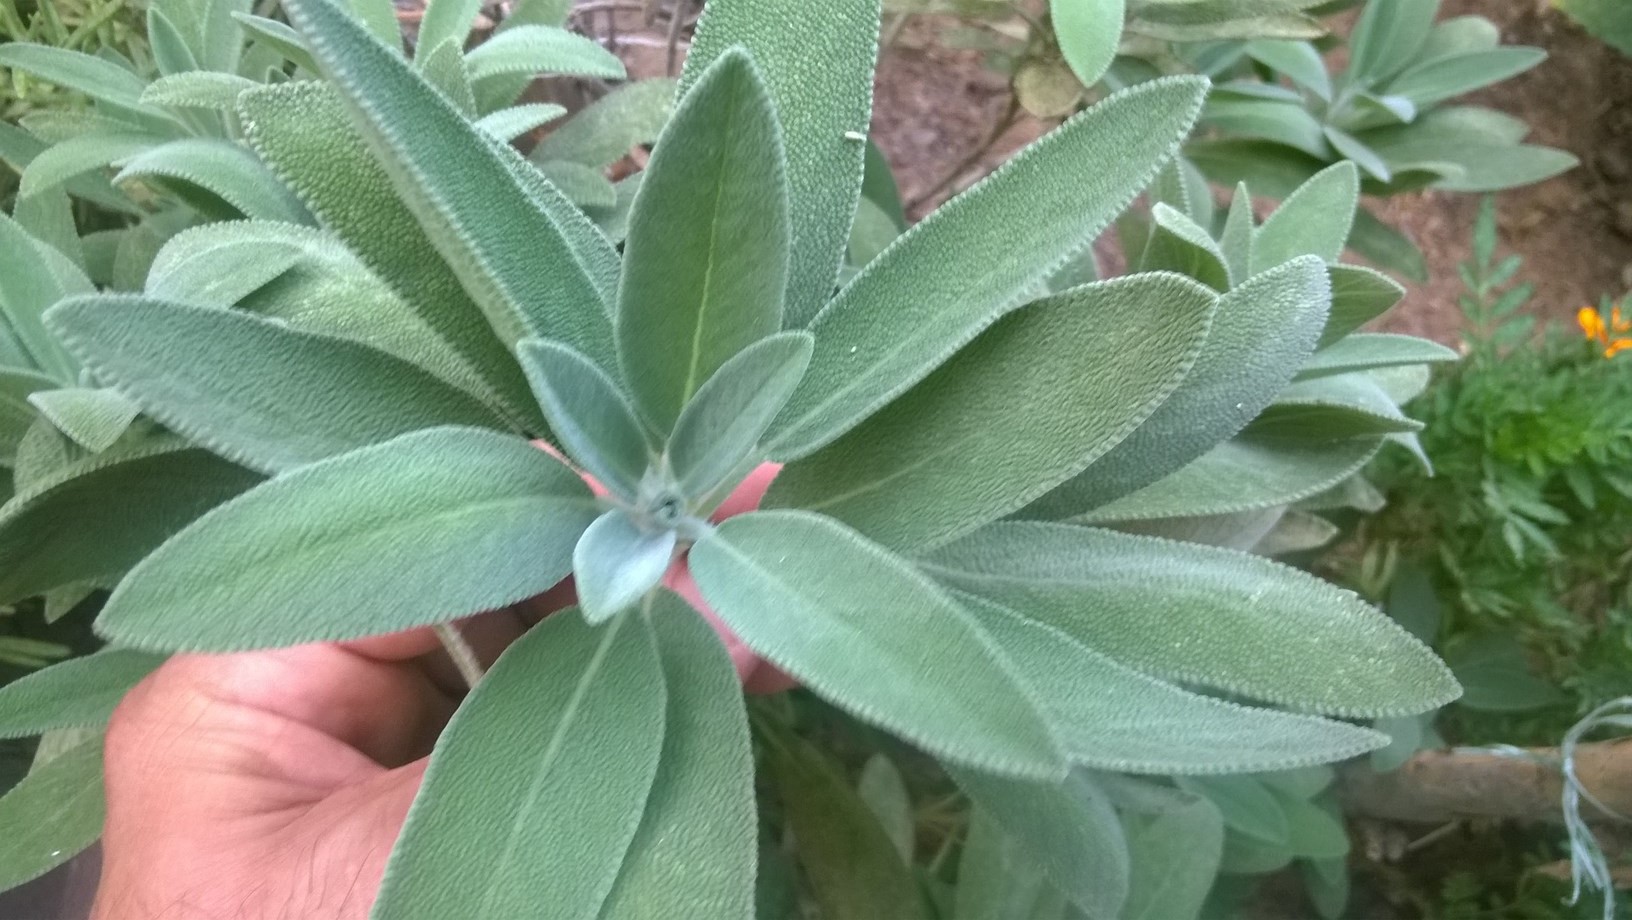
xmin=948 ymin=766 xmax=1128 ymax=916
xmin=690 ymin=510 xmax=1065 ymax=778
xmin=0 ymin=437 xmax=262 ymax=604
xmin=764 ymin=722 xmax=925 ymax=920
xmin=668 ymin=332 xmax=812 ymax=502
xmin=1255 ymin=371 xmax=1424 ymax=439
xmin=29 ymin=387 xmax=141 ymax=453
xmin=1250 ymin=162 xmax=1358 ymax=273
xmin=0 ymin=648 xmax=165 ymax=739
xmin=279 ymin=0 xmax=616 ymax=371
xmin=949 ymin=592 xmax=1389 ymax=772
xmin=49 ymin=295 xmax=511 ymax=474
xmin=0 ymin=371 xmax=56 ymax=468
xmin=1021 ymin=257 xmax=1329 ymax=520
xmin=767 ymin=273 xmax=1213 ymax=552
xmin=374 ymin=609 xmax=665 ymax=920
xmin=926 ymin=522 xmax=1459 ymax=717
xmin=463 ymin=24 xmax=626 ymax=82
xmin=619 ymin=50 xmax=790 ymax=432
xmin=115 ymin=138 xmax=312 ymax=223
xmin=1053 ymin=0 xmax=1125 ymax=88
xmin=141 ymin=71 xmax=260 ymax=110
xmin=1297 ymin=334 xmax=1457 ymax=379
xmin=519 ymin=338 xmax=653 ymax=499
xmin=0 ymin=734 xmax=104 ymax=892
xmin=95 ymin=427 xmax=599 ymax=652
xmin=769 ymin=77 xmax=1208 ymax=459
xmin=1139 ymin=203 xmax=1230 ymax=290
xmin=1321 ymin=264 xmax=1406 ymax=347
xmin=681 ymin=0 xmax=882 ymax=327
xmin=574 ymin=512 xmax=676 ymax=625
xmin=597 ymin=594 xmax=755 ymax=920
xmin=1077 ymin=433 xmax=1380 ymax=523
xmin=239 ymin=83 xmax=544 ymax=431
xmin=0 ymin=212 xmax=91 ymax=381
xmin=1119 ymin=789 xmax=1224 ymax=920
xmin=533 ymin=79 xmax=676 ymax=170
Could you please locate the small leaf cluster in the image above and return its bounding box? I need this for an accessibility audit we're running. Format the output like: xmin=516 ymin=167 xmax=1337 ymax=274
xmin=1355 ymin=204 xmax=1632 ymax=741
xmin=0 ymin=0 xmax=1462 ymax=912
xmin=893 ymin=0 xmax=1574 ymax=282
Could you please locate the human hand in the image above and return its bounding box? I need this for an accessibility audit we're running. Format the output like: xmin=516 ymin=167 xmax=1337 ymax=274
xmin=91 ymin=624 xmax=498 ymax=919
xmin=92 ymin=462 xmax=791 ymax=918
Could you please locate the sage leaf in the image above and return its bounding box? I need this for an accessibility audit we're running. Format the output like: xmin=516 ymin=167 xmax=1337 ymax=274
xmin=597 ymin=594 xmax=755 ymax=920
xmin=418 ymin=38 xmax=477 ymax=116
xmin=770 ymin=77 xmax=1208 ymax=458
xmin=668 ymin=332 xmax=812 ymax=502
xmin=0 ymin=212 xmax=91 ymax=381
xmin=232 ymin=13 xmax=320 ymax=72
xmin=1076 ymin=434 xmax=1381 ymax=523
xmin=519 ymin=338 xmax=653 ymax=499
xmin=1250 ymin=162 xmax=1358 ymax=273
xmin=148 ymin=6 xmax=202 ymax=77
xmin=767 ymin=273 xmax=1214 ymax=552
xmin=1052 ymin=0 xmax=1125 ymax=88
xmin=534 ymin=159 xmax=616 ymax=209
xmin=18 ymin=133 xmax=164 ymax=201
xmin=114 ymin=138 xmax=312 ymax=223
xmin=0 ymin=369 xmax=64 ymax=464
xmin=0 ymin=437 xmax=262 ymax=604
xmin=49 ymin=294 xmax=512 ymax=474
xmin=689 ymin=510 xmax=1065 ymax=778
xmin=953 ymin=807 xmax=1062 ymax=920
xmin=925 ymin=522 xmax=1460 ymax=717
xmin=0 ymin=648 xmax=165 ymax=739
xmin=0 ymin=44 xmax=162 ymax=120
xmin=1175 ymin=775 xmax=1288 ymax=845
xmin=239 ymin=82 xmax=544 ymax=431
xmin=0 ymin=734 xmax=104 ymax=892
xmin=1347 ymin=0 xmax=1437 ymax=84
xmin=949 ymin=592 xmax=1389 ymax=772
xmin=279 ymin=0 xmax=617 ymax=371
xmin=533 ymin=79 xmax=677 ymax=170
xmin=414 ymin=0 xmax=480 ymax=64
xmin=463 ymin=25 xmax=627 ymax=82
xmin=1255 ymin=372 xmax=1424 ymax=439
xmin=1218 ymin=182 xmax=1255 ymax=281
xmin=681 ymin=0 xmax=881 ymax=327
xmin=140 ymin=71 xmax=260 ymax=110
xmin=1119 ymin=788 xmax=1225 ymax=920
xmin=95 ymin=427 xmax=600 ymax=652
xmin=1139 ymin=203 xmax=1230 ymax=291
xmin=344 ymin=0 xmax=402 ymax=50
xmin=948 ymin=766 xmax=1128 ymax=916
xmin=1298 ymin=333 xmax=1457 ymax=379
xmin=763 ymin=721 xmax=925 ymax=920
xmin=575 ymin=513 xmax=676 ymax=625
xmin=29 ymin=387 xmax=141 ymax=453
xmin=618 ymin=49 xmax=790 ymax=432
xmin=953 ymin=809 xmax=1064 ymax=913
xmin=475 ymin=102 xmax=567 ymax=142
xmin=1021 ymin=257 xmax=1329 ymax=520
xmin=857 ymin=754 xmax=914 ymax=864
xmin=374 ymin=610 xmax=666 ymax=920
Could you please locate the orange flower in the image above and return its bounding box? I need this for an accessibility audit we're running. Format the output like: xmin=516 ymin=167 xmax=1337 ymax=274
xmin=1578 ymin=305 xmax=1632 ymax=358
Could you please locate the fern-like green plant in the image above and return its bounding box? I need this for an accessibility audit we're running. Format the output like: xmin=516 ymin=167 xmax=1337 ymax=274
xmin=0 ymin=0 xmax=1460 ymax=911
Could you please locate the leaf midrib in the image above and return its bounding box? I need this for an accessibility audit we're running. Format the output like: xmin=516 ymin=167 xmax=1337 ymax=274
xmin=679 ymin=76 xmax=746 ymax=407
xmin=476 ymin=612 xmax=626 ymax=917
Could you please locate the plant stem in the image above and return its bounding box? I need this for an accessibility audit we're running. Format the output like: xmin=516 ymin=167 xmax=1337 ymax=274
xmin=435 ymin=621 xmax=486 ymax=689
